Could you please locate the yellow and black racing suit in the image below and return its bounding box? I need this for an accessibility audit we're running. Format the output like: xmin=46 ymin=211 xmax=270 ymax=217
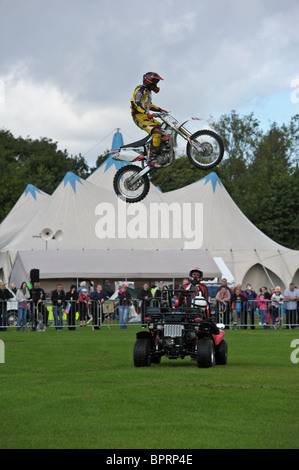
xmin=130 ymin=85 xmax=163 ymax=150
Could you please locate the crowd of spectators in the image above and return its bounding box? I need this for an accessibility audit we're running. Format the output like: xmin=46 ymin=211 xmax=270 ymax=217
xmin=0 ymin=278 xmax=298 ymax=331
xmin=214 ymin=279 xmax=299 ymax=329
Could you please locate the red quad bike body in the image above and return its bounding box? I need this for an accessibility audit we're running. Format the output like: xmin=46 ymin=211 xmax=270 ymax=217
xmin=133 ymin=289 xmax=228 ymax=368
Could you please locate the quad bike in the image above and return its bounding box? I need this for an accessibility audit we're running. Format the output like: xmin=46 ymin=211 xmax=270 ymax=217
xmin=112 ymin=112 xmax=224 ymax=202
xmin=133 ymin=290 xmax=227 ymax=368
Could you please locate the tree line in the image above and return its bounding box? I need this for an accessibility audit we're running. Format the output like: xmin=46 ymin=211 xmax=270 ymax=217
xmin=0 ymin=111 xmax=298 ymax=250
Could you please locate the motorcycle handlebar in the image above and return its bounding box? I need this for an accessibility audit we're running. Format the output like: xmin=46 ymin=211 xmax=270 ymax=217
xmin=152 ymin=111 xmax=171 ymax=118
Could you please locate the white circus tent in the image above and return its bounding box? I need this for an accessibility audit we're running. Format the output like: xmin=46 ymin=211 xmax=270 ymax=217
xmin=0 ymin=184 xmax=50 ymax=250
xmin=0 ymin=184 xmax=50 ymax=282
xmin=1 ymin=129 xmax=298 ymax=290
xmin=2 ymin=170 xmax=220 ymax=287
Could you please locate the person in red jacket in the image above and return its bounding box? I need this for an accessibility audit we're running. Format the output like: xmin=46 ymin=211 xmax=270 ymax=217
xmin=176 ymin=268 xmax=210 ymax=316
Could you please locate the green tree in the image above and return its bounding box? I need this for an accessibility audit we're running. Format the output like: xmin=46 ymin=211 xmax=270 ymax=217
xmin=150 ymin=155 xmax=207 ymax=192
xmin=88 ymin=149 xmax=111 ymax=174
xmin=209 ymin=110 xmax=263 ymax=207
xmin=0 ymin=130 xmax=89 ymax=222
xmin=245 ymin=121 xmax=299 ymax=249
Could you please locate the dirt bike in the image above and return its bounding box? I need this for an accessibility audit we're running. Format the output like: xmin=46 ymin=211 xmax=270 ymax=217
xmin=112 ymin=112 xmax=224 ymax=203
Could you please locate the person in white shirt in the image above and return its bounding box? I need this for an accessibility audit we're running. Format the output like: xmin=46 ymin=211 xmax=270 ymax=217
xmin=284 ymin=283 xmax=299 ymax=329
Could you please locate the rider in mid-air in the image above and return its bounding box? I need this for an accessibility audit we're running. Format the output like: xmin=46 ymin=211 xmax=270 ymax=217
xmin=130 ymin=72 xmax=167 ymax=167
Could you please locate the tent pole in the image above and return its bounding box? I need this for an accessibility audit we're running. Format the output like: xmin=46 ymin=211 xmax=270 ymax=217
xmin=254 ymin=249 xmax=275 ymax=288
xmin=230 ymin=249 xmax=235 ymax=283
xmin=277 ymin=249 xmax=292 ymax=283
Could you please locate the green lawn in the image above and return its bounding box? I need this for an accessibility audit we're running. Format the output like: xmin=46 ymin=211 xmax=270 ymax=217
xmin=0 ymin=326 xmax=298 ymax=449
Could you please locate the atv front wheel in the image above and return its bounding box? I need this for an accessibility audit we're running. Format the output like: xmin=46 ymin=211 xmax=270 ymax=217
xmin=215 ymin=339 xmax=228 ymax=365
xmin=197 ymin=337 xmax=215 ymax=368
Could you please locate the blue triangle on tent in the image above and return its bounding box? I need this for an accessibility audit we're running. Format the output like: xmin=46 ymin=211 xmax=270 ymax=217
xmin=62 ymin=172 xmax=83 ymax=194
xmin=102 ymin=130 xmax=128 ymax=173
xmin=24 ymin=184 xmax=41 ymax=200
xmin=202 ymin=172 xmax=222 ymax=193
xmin=111 ymin=130 xmax=124 ymax=152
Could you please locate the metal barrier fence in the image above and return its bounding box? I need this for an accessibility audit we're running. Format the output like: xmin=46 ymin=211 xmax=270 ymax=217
xmin=0 ymin=298 xmax=103 ymax=331
xmin=0 ymin=297 xmax=298 ymax=330
xmin=211 ymin=298 xmax=298 ymax=330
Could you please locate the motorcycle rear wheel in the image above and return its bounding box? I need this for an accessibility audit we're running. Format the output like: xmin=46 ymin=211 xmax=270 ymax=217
xmin=113 ymin=164 xmax=150 ymax=203
xmin=186 ymin=129 xmax=224 ymax=169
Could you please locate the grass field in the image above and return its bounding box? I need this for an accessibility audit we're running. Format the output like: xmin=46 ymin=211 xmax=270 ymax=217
xmin=0 ymin=325 xmax=299 ymax=449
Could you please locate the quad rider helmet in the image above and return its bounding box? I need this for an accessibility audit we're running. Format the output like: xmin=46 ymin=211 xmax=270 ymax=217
xmin=189 ymin=267 xmax=203 ymax=284
xmin=143 ymin=72 xmax=163 ymax=93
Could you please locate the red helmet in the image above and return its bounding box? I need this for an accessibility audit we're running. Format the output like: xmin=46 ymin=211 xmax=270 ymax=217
xmin=143 ymin=72 xmax=163 ymax=93
xmin=189 ymin=267 xmax=203 ymax=283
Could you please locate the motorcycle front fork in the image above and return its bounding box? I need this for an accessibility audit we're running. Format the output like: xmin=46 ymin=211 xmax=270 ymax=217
xmin=129 ymin=163 xmax=152 ymax=186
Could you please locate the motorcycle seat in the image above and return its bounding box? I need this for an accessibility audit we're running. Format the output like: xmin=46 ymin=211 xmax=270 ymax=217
xmin=120 ymin=135 xmax=151 ymax=149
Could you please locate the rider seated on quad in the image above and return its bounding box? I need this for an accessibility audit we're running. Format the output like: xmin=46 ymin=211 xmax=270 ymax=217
xmin=175 ymin=268 xmax=210 ymax=316
xmin=130 ymin=72 xmax=167 ymax=168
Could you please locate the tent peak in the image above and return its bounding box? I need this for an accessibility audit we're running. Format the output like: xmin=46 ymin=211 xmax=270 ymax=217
xmin=98 ymin=129 xmax=127 ymax=173
xmin=202 ymin=172 xmax=222 ymax=193
xmin=61 ymin=172 xmax=83 ymax=193
xmin=24 ymin=184 xmax=42 ymax=200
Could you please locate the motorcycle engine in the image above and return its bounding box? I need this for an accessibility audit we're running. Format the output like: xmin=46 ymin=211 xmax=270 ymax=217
xmin=157 ymin=137 xmax=174 ymax=166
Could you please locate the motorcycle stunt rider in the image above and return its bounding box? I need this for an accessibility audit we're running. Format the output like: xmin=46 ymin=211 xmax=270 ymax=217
xmin=130 ymin=72 xmax=167 ymax=167
xmin=176 ymin=267 xmax=210 ymax=316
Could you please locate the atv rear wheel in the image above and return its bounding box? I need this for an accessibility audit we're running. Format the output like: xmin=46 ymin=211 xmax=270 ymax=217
xmin=133 ymin=338 xmax=151 ymax=367
xmin=197 ymin=337 xmax=215 ymax=368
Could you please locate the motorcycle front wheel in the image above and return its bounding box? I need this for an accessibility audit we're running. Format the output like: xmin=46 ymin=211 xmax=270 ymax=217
xmin=186 ymin=130 xmax=224 ymax=170
xmin=113 ymin=164 xmax=150 ymax=203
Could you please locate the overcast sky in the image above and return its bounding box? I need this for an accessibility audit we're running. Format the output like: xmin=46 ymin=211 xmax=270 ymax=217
xmin=1 ymin=0 xmax=299 ymax=167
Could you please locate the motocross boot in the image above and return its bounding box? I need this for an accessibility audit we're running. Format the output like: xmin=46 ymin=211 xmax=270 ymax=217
xmin=148 ymin=146 xmax=161 ymax=168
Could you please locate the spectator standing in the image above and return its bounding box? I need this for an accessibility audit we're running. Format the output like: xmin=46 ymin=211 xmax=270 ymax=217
xmin=90 ymin=284 xmax=109 ymax=329
xmin=118 ymin=284 xmax=132 ymax=330
xmin=78 ymin=281 xmax=88 ymax=295
xmin=78 ymin=289 xmax=89 ymax=327
xmin=0 ymin=282 xmax=13 ymax=331
xmin=270 ymin=286 xmax=284 ymax=329
xmin=138 ymin=283 xmax=152 ymax=324
xmin=217 ymin=278 xmax=231 ymax=294
xmin=216 ymin=286 xmax=231 ymax=327
xmin=30 ymin=282 xmax=46 ymax=330
xmin=231 ymin=288 xmax=247 ymax=330
xmin=154 ymin=281 xmax=171 ymax=308
xmin=10 ymin=283 xmax=17 ymax=294
xmin=103 ymin=280 xmax=114 ymax=297
xmin=216 ymin=279 xmax=232 ymax=328
xmin=260 ymin=286 xmax=271 ymax=301
xmin=283 ymin=283 xmax=299 ymax=329
xmin=255 ymin=293 xmax=268 ymax=327
xmin=16 ymin=282 xmax=30 ymax=331
xmin=51 ymin=284 xmax=66 ymax=331
xmin=65 ymin=285 xmax=78 ymax=330
xmin=244 ymin=284 xmax=257 ymax=329
xmin=260 ymin=286 xmax=271 ymax=325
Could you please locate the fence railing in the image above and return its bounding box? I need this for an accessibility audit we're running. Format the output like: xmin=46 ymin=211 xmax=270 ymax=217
xmin=0 ymin=297 xmax=298 ymax=330
xmin=211 ymin=298 xmax=298 ymax=329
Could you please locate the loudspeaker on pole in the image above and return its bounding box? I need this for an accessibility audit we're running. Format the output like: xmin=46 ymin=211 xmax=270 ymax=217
xmin=30 ymin=269 xmax=40 ymax=283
